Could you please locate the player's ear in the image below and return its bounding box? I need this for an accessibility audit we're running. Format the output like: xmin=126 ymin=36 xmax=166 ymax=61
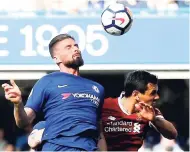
xmin=53 ymin=56 xmax=61 ymax=64
xmin=136 ymin=96 xmax=140 ymax=100
xmin=132 ymin=90 xmax=140 ymax=100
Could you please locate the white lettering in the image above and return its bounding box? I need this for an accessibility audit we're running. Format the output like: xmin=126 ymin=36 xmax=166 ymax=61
xmin=86 ymin=25 xmax=108 ymax=56
xmin=72 ymin=93 xmax=100 ymax=106
xmin=20 ymin=24 xmax=109 ymax=57
xmin=36 ymin=25 xmax=58 ymax=57
xmin=20 ymin=25 xmax=37 ymax=56
xmin=110 ymin=121 xmax=132 ymax=126
xmin=60 ymin=25 xmax=86 ymax=52
xmin=104 ymin=127 xmax=132 ymax=132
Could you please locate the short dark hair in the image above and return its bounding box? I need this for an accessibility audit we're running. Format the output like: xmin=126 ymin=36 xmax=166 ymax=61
xmin=124 ymin=70 xmax=158 ymax=97
xmin=49 ymin=34 xmax=75 ymax=58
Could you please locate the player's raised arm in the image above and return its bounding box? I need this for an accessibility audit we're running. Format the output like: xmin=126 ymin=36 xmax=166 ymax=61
xmin=136 ymin=102 xmax=178 ymax=139
xmin=151 ymin=116 xmax=178 ymax=139
xmin=2 ymin=80 xmax=36 ymax=128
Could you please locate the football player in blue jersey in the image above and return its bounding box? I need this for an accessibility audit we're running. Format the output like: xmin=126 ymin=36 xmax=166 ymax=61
xmin=2 ymin=34 xmax=107 ymax=151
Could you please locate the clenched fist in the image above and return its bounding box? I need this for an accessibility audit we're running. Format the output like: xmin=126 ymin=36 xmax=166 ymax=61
xmin=2 ymin=80 xmax=22 ymax=104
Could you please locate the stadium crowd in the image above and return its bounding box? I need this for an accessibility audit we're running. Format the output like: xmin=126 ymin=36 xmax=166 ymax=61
xmin=0 ymin=0 xmax=189 ymax=16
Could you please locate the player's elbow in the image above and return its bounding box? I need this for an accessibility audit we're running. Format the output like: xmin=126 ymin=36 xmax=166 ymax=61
xmin=170 ymin=129 xmax=178 ymax=139
xmin=28 ymin=137 xmax=40 ymax=149
xmin=164 ymin=129 xmax=178 ymax=140
xmin=164 ymin=133 xmax=178 ymax=140
xmin=16 ymin=120 xmax=30 ymax=129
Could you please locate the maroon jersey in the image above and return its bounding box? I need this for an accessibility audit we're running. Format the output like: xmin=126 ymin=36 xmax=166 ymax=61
xmin=102 ymin=97 xmax=163 ymax=151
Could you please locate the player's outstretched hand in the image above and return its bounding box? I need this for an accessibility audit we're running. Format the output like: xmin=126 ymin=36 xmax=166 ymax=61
xmin=135 ymin=102 xmax=155 ymax=121
xmin=2 ymin=80 xmax=22 ymax=104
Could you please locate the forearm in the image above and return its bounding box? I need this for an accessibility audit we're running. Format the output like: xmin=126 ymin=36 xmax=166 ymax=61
xmin=151 ymin=117 xmax=178 ymax=139
xmin=14 ymin=102 xmax=30 ymax=128
xmin=97 ymin=120 xmax=107 ymax=151
xmin=98 ymin=132 xmax=107 ymax=151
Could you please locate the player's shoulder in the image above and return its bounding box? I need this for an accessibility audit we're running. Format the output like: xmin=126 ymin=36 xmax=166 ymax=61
xmin=104 ymin=97 xmax=118 ymax=101
xmin=45 ymin=71 xmax=65 ymax=78
xmin=103 ymin=97 xmax=119 ymax=110
xmin=37 ymin=71 xmax=63 ymax=81
xmin=33 ymin=72 xmax=61 ymax=89
xmin=83 ymin=78 xmax=105 ymax=91
xmin=93 ymin=81 xmax=104 ymax=90
xmin=45 ymin=71 xmax=72 ymax=78
xmin=104 ymin=97 xmax=118 ymax=105
xmin=35 ymin=73 xmax=53 ymax=84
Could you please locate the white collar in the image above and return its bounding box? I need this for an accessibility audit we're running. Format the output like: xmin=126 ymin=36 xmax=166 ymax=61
xmin=118 ymin=96 xmax=131 ymax=115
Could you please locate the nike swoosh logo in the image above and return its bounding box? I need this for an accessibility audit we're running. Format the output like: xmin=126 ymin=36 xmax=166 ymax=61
xmin=112 ymin=17 xmax=125 ymax=25
xmin=58 ymin=85 xmax=68 ymax=88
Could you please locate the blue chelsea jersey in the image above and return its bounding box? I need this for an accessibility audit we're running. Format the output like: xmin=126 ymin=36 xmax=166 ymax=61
xmin=25 ymin=72 xmax=104 ymax=150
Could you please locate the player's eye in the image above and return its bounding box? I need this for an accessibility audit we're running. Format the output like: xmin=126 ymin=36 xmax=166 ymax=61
xmin=74 ymin=44 xmax=79 ymax=48
xmin=66 ymin=45 xmax=71 ymax=49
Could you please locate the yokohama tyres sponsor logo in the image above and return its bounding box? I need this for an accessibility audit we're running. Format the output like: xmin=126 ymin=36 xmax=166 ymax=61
xmin=72 ymin=93 xmax=100 ymax=106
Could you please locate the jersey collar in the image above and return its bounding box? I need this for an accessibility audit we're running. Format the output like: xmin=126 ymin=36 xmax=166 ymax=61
xmin=118 ymin=95 xmax=131 ymax=115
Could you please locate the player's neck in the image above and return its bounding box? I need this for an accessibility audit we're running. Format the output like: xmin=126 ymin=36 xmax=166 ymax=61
xmin=59 ymin=65 xmax=80 ymax=76
xmin=121 ymin=97 xmax=136 ymax=114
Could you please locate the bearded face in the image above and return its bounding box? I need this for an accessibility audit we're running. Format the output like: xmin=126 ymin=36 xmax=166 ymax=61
xmin=64 ymin=53 xmax=84 ymax=69
xmin=52 ymin=38 xmax=84 ymax=69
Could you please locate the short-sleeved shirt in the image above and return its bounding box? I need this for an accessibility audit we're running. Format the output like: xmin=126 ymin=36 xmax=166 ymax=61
xmin=25 ymin=72 xmax=104 ymax=151
xmin=102 ymin=97 xmax=164 ymax=151
xmin=31 ymin=121 xmax=46 ymax=151
xmin=33 ymin=121 xmax=46 ymax=130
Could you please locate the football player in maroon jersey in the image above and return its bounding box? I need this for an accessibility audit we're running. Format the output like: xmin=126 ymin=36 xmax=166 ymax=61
xmin=102 ymin=70 xmax=177 ymax=151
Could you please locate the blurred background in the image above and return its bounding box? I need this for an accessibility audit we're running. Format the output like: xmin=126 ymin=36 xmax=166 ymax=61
xmin=0 ymin=0 xmax=189 ymax=151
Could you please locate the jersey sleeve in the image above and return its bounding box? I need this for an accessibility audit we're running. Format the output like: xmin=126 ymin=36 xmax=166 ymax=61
xmin=25 ymin=77 xmax=50 ymax=113
xmin=33 ymin=121 xmax=46 ymax=130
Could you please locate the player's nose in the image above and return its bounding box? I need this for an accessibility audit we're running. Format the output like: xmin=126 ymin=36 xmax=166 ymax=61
xmin=73 ymin=45 xmax=80 ymax=53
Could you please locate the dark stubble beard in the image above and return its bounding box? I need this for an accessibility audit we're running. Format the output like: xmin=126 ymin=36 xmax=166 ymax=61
xmin=64 ymin=56 xmax=84 ymax=69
